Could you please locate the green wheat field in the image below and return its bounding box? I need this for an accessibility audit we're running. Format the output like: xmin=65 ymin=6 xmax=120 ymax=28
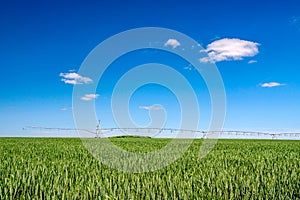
xmin=1 ymin=138 xmax=299 ymax=199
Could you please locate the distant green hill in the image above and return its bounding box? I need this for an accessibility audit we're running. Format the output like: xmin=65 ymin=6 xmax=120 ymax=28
xmin=108 ymin=135 xmax=151 ymax=139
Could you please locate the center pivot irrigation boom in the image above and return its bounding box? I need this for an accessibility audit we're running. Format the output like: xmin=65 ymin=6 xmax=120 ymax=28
xmin=23 ymin=124 xmax=300 ymax=139
xmin=23 ymin=120 xmax=102 ymax=138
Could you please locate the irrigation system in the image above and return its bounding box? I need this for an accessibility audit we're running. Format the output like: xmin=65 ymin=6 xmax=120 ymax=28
xmin=23 ymin=125 xmax=300 ymax=139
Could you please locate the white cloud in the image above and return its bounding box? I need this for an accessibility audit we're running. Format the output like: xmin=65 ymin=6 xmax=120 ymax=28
xmin=183 ymin=64 xmax=194 ymax=71
xmin=60 ymin=107 xmax=73 ymax=111
xmin=68 ymin=69 xmax=76 ymax=72
xmin=290 ymin=16 xmax=300 ymax=25
xmin=200 ymin=38 xmax=260 ymax=63
xmin=81 ymin=94 xmax=99 ymax=101
xmin=290 ymin=16 xmax=300 ymax=31
xmin=248 ymin=60 xmax=257 ymax=64
xmin=59 ymin=72 xmax=93 ymax=85
xmin=164 ymin=39 xmax=181 ymax=49
xmin=139 ymin=105 xmax=163 ymax=111
xmin=260 ymin=82 xmax=286 ymax=88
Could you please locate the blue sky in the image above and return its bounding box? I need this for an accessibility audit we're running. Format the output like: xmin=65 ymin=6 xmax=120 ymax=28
xmin=1 ymin=0 xmax=300 ymax=137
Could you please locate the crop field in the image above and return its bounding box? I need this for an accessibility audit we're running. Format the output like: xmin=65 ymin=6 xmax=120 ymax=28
xmin=0 ymin=138 xmax=299 ymax=199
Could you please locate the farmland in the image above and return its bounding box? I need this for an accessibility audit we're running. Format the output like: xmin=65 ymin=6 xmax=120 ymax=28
xmin=0 ymin=138 xmax=299 ymax=199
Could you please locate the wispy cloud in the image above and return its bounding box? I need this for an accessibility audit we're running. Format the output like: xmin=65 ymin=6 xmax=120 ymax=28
xmin=183 ymin=64 xmax=194 ymax=71
xmin=260 ymin=82 xmax=286 ymax=88
xmin=68 ymin=69 xmax=76 ymax=72
xmin=164 ymin=39 xmax=181 ymax=49
xmin=59 ymin=72 xmax=93 ymax=85
xmin=210 ymin=35 xmax=221 ymax=41
xmin=290 ymin=16 xmax=300 ymax=31
xmin=200 ymin=38 xmax=260 ymax=63
xmin=60 ymin=107 xmax=73 ymax=111
xmin=81 ymin=94 xmax=99 ymax=101
xmin=139 ymin=105 xmax=163 ymax=111
xmin=248 ymin=60 xmax=257 ymax=64
xmin=290 ymin=16 xmax=300 ymax=24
